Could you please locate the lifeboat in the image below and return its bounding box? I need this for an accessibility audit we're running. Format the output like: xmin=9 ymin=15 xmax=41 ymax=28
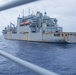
xmin=20 ymin=21 xmax=30 ymax=26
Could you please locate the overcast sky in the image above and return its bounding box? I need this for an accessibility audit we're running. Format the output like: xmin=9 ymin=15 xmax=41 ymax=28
xmin=0 ymin=0 xmax=76 ymax=35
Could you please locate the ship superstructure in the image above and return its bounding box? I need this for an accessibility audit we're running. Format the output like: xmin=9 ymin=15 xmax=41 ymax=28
xmin=2 ymin=11 xmax=76 ymax=43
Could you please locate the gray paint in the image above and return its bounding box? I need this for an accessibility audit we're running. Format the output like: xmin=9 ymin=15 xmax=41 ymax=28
xmin=2 ymin=11 xmax=76 ymax=43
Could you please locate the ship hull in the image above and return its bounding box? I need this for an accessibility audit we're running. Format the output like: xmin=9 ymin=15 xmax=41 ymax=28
xmin=3 ymin=32 xmax=76 ymax=43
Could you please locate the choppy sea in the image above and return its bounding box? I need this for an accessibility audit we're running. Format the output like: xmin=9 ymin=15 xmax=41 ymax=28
xmin=0 ymin=35 xmax=76 ymax=75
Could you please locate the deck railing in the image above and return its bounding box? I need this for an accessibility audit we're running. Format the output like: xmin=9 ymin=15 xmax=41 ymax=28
xmin=0 ymin=50 xmax=59 ymax=75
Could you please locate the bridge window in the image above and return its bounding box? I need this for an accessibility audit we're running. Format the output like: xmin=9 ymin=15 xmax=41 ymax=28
xmin=54 ymin=34 xmax=60 ymax=36
xmin=65 ymin=34 xmax=67 ymax=36
xmin=62 ymin=34 xmax=64 ymax=36
xmin=70 ymin=34 xmax=72 ymax=35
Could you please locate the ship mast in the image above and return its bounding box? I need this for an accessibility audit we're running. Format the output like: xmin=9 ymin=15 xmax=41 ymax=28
xmin=28 ymin=8 xmax=30 ymax=15
xmin=22 ymin=9 xmax=24 ymax=17
xmin=22 ymin=10 xmax=24 ymax=22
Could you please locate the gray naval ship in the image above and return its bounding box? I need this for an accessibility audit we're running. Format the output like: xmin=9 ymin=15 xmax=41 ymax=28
xmin=2 ymin=11 xmax=76 ymax=43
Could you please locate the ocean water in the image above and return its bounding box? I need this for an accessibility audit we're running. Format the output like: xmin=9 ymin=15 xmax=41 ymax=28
xmin=0 ymin=35 xmax=76 ymax=75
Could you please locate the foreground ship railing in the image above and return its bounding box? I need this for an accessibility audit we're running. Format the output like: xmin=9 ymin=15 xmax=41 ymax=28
xmin=0 ymin=0 xmax=38 ymax=11
xmin=0 ymin=50 xmax=59 ymax=75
